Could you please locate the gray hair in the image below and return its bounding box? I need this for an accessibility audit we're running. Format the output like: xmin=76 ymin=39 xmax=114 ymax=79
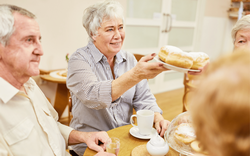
xmin=0 ymin=4 xmax=36 ymax=46
xmin=231 ymin=14 xmax=250 ymax=43
xmin=82 ymin=0 xmax=124 ymax=42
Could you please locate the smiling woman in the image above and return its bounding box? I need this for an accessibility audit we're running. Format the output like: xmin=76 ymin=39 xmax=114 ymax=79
xmin=66 ymin=0 xmax=170 ymax=155
xmin=93 ymin=18 xmax=125 ymax=58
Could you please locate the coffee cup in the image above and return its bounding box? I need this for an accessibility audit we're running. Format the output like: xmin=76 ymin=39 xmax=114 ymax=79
xmin=130 ymin=110 xmax=154 ymax=135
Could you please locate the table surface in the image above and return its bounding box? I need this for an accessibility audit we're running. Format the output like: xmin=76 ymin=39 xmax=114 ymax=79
xmin=83 ymin=125 xmax=179 ymax=156
xmin=40 ymin=70 xmax=66 ymax=84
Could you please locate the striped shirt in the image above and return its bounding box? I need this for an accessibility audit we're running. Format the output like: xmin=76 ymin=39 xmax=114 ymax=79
xmin=66 ymin=41 xmax=162 ymax=156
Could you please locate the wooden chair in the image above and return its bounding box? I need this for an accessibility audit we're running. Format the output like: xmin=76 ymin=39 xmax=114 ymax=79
xmin=39 ymin=69 xmax=50 ymax=75
xmin=133 ymin=53 xmax=144 ymax=62
xmin=68 ymin=96 xmax=72 ymax=126
xmin=182 ymin=73 xmax=198 ymax=112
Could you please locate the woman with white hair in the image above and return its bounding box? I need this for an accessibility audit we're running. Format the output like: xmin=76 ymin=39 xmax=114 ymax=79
xmin=231 ymin=14 xmax=250 ymax=50
xmin=66 ymin=1 xmax=170 ymax=155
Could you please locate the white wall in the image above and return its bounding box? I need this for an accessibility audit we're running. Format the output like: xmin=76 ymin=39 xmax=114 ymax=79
xmin=198 ymin=0 xmax=236 ymax=61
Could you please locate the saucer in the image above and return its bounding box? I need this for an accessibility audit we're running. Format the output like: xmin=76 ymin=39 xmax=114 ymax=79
xmin=129 ymin=127 xmax=157 ymax=139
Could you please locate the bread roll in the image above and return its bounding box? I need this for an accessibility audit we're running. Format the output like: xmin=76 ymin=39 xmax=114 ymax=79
xmin=174 ymin=123 xmax=196 ymax=144
xmin=189 ymin=52 xmax=209 ymax=70
xmin=191 ymin=141 xmax=209 ymax=155
xmin=159 ymin=45 xmax=194 ymax=69
xmin=57 ymin=71 xmax=67 ymax=77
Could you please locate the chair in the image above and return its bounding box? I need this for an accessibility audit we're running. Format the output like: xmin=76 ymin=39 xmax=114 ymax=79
xmin=182 ymin=73 xmax=198 ymax=112
xmin=68 ymin=95 xmax=72 ymax=126
xmin=39 ymin=69 xmax=50 ymax=75
xmin=133 ymin=53 xmax=144 ymax=62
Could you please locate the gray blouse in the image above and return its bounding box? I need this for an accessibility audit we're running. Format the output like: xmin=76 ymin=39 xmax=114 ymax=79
xmin=66 ymin=42 xmax=162 ymax=155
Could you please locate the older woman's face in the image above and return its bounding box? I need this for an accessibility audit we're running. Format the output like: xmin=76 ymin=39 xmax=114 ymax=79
xmin=234 ymin=29 xmax=250 ymax=50
xmin=93 ymin=18 xmax=125 ymax=56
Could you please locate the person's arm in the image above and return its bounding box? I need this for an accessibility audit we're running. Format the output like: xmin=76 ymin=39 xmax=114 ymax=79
xmin=111 ymin=53 xmax=167 ymax=101
xmin=67 ymin=52 xmax=167 ymax=109
xmin=154 ymin=112 xmax=171 ymax=137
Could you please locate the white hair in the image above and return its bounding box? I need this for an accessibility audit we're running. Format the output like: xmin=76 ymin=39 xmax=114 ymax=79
xmin=231 ymin=14 xmax=250 ymax=43
xmin=0 ymin=4 xmax=36 ymax=46
xmin=0 ymin=5 xmax=14 ymax=46
xmin=82 ymin=0 xmax=124 ymax=42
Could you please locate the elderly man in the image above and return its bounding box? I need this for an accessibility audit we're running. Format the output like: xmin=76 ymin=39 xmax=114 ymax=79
xmin=0 ymin=4 xmax=114 ymax=156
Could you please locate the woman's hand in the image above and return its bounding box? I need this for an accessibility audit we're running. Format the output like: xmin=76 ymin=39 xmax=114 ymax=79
xmin=133 ymin=53 xmax=169 ymax=80
xmin=155 ymin=119 xmax=171 ymax=137
xmin=154 ymin=112 xmax=171 ymax=137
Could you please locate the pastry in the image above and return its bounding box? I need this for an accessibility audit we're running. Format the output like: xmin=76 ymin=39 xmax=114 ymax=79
xmin=191 ymin=140 xmax=209 ymax=155
xmin=158 ymin=45 xmax=194 ymax=69
xmin=189 ymin=52 xmax=209 ymax=70
xmin=61 ymin=71 xmax=67 ymax=77
xmin=174 ymin=123 xmax=196 ymax=144
xmin=57 ymin=71 xmax=67 ymax=77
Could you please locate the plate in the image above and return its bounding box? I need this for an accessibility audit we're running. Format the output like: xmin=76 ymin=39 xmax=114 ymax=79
xmin=50 ymin=70 xmax=67 ymax=79
xmin=129 ymin=127 xmax=157 ymax=139
xmin=154 ymin=56 xmax=200 ymax=73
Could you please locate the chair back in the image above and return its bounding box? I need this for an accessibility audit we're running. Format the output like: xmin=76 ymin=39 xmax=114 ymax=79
xmin=133 ymin=54 xmax=144 ymax=62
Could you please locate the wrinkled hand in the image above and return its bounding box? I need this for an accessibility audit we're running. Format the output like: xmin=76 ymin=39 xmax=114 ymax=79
xmin=94 ymin=151 xmax=116 ymax=156
xmin=155 ymin=119 xmax=170 ymax=137
xmin=133 ymin=53 xmax=169 ymax=80
xmin=85 ymin=131 xmax=110 ymax=152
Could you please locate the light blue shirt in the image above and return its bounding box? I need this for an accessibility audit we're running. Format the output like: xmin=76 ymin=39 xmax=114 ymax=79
xmin=66 ymin=42 xmax=162 ymax=155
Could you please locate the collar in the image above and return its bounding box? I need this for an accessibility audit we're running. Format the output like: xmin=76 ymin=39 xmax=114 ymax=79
xmin=87 ymin=41 xmax=127 ymax=64
xmin=0 ymin=77 xmax=35 ymax=104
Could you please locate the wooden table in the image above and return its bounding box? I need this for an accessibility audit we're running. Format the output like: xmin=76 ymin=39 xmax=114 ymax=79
xmin=40 ymin=71 xmax=69 ymax=120
xmin=83 ymin=125 xmax=179 ymax=156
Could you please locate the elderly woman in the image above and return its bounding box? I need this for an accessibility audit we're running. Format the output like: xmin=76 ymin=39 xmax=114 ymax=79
xmin=66 ymin=1 xmax=170 ymax=155
xmin=189 ymin=49 xmax=250 ymax=156
xmin=231 ymin=14 xmax=250 ymax=50
xmin=188 ymin=14 xmax=250 ymax=76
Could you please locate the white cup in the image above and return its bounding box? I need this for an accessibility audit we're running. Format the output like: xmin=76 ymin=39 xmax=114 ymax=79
xmin=130 ymin=110 xmax=154 ymax=135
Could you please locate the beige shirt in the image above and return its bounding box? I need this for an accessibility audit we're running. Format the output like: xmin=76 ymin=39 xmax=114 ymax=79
xmin=0 ymin=77 xmax=73 ymax=156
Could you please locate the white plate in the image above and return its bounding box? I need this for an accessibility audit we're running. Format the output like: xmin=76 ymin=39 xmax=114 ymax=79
xmin=154 ymin=56 xmax=200 ymax=73
xmin=129 ymin=127 xmax=157 ymax=139
xmin=50 ymin=70 xmax=67 ymax=79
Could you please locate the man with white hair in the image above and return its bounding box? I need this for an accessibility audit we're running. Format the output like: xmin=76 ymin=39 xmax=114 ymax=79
xmin=0 ymin=4 xmax=114 ymax=156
